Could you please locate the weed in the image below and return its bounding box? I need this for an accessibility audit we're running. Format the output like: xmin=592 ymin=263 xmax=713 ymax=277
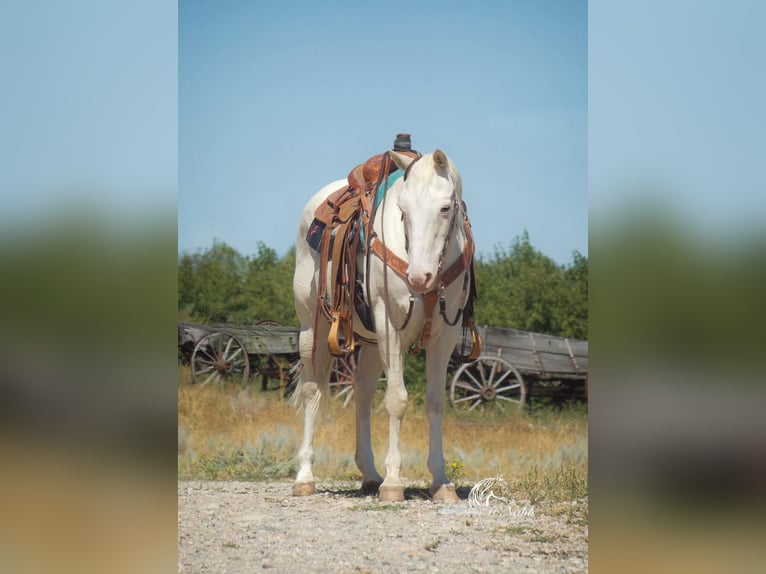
xmin=526 ymin=528 xmax=556 ymax=543
xmin=350 ymin=503 xmax=406 ymax=512
xmin=566 ymin=501 xmax=589 ymax=526
xmin=445 ymin=456 xmax=466 ymax=484
xmin=424 ymin=538 xmax=442 ymax=552
xmin=500 ymin=525 xmax=529 ymax=536
xmin=511 ymin=462 xmax=588 ymax=504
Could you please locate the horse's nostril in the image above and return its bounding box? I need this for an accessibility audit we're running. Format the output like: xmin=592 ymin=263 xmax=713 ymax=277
xmin=406 ymin=271 xmax=434 ymax=291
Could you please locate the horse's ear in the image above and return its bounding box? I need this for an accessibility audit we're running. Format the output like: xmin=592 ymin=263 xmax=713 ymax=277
xmin=388 ymin=150 xmax=416 ymax=171
xmin=433 ymin=149 xmax=449 ymax=171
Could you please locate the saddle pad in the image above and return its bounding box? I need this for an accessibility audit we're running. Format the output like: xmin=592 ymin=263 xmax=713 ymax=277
xmin=359 ymin=169 xmax=404 ymax=245
xmin=306 ymin=219 xmax=326 ymax=251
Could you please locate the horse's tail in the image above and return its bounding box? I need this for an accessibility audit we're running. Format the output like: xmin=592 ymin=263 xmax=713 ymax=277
xmin=288 ymin=361 xmax=329 ymax=416
xmin=288 ymin=360 xmax=305 ymax=409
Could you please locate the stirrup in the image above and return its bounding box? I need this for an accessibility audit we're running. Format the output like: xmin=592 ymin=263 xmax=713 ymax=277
xmin=466 ymin=319 xmax=483 ymax=361
xmin=328 ymin=311 xmax=354 ymax=356
xmin=453 ymin=319 xmax=482 ymax=363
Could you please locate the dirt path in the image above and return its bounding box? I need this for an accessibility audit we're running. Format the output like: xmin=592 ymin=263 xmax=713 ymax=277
xmin=178 ymin=480 xmax=587 ymax=573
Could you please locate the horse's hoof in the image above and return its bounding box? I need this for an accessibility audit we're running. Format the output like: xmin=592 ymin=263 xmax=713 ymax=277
xmin=379 ymin=485 xmax=405 ymax=502
xmin=361 ymin=480 xmax=382 ymax=494
xmin=292 ymin=481 xmax=317 ymax=496
xmin=430 ymin=484 xmax=459 ymax=502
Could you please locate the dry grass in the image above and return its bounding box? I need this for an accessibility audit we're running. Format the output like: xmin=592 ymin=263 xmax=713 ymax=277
xmin=177 ymin=367 xmax=587 ymax=502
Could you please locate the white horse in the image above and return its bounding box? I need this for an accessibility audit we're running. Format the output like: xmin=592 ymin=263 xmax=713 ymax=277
xmin=293 ymin=148 xmax=474 ymax=502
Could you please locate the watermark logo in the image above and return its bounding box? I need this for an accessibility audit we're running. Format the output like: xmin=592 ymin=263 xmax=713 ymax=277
xmin=438 ymin=477 xmax=536 ymax=518
xmin=470 ymin=477 xmax=535 ymax=518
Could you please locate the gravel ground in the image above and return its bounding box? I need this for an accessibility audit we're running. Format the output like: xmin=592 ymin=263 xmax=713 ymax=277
xmin=178 ymin=480 xmax=588 ymax=573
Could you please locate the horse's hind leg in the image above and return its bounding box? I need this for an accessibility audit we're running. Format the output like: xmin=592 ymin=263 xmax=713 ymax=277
xmin=353 ymin=346 xmax=384 ymax=492
xmin=293 ymin=322 xmax=332 ymax=496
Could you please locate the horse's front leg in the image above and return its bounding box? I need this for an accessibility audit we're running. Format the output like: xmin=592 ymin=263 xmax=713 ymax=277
xmin=353 ymin=346 xmax=384 ymax=493
xmin=377 ymin=327 xmax=408 ymax=502
xmin=425 ymin=339 xmax=460 ymax=502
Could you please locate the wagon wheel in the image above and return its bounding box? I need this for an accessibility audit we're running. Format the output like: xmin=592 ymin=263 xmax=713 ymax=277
xmin=329 ymin=352 xmax=356 ymax=408
xmin=191 ymin=332 xmax=250 ymax=385
xmin=449 ymin=355 xmax=526 ymax=412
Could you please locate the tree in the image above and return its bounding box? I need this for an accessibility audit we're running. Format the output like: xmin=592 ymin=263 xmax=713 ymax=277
xmin=178 ymin=241 xmax=298 ymax=326
xmin=474 ymin=231 xmax=587 ymax=338
xmin=177 ymin=240 xmax=248 ymax=322
xmin=239 ymin=243 xmax=297 ymax=325
xmin=178 ymin=233 xmax=588 ymax=339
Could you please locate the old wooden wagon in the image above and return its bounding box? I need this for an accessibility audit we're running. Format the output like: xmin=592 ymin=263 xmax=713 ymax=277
xmin=178 ymin=321 xmax=356 ymax=398
xmin=449 ymin=325 xmax=588 ymax=411
xmin=178 ymin=321 xmax=300 ymax=394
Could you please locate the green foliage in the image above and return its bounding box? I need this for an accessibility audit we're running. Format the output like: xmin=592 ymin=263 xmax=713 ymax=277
xmin=475 ymin=231 xmax=588 ymax=339
xmin=404 ymin=351 xmax=427 ymax=394
xmin=178 ymin=232 xmax=588 ymax=339
xmin=178 ymin=240 xmax=297 ymax=325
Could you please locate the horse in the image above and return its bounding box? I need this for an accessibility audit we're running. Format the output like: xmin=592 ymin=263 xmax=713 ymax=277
xmin=292 ymin=148 xmax=476 ymax=502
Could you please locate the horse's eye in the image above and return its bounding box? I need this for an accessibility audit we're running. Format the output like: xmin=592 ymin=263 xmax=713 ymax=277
xmin=440 ymin=205 xmax=451 ymax=214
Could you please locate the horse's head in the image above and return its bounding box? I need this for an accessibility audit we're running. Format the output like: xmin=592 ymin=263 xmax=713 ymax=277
xmin=390 ymin=149 xmax=463 ymax=294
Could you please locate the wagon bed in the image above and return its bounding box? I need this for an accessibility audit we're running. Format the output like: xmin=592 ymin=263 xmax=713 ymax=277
xmin=477 ymin=326 xmax=587 ymax=379
xmin=179 ymin=321 xmax=299 ymax=355
xmin=450 ymin=326 xmax=588 ymax=411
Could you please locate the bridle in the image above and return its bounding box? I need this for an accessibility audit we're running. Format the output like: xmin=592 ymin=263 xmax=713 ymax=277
xmin=399 ymin=153 xmax=461 ymax=282
xmin=373 ymin=156 xmax=474 ymax=351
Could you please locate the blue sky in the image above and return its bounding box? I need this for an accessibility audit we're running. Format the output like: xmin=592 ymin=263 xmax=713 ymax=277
xmin=179 ymin=0 xmax=587 ymax=265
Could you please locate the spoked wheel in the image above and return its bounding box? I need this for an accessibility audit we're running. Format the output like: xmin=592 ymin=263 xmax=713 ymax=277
xmin=329 ymin=352 xmax=356 ymax=408
xmin=449 ymin=356 xmax=526 ymax=412
xmin=191 ymin=332 xmax=250 ymax=385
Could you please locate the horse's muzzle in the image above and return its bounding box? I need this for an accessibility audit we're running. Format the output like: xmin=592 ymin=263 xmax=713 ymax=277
xmin=406 ymin=270 xmax=435 ymax=294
